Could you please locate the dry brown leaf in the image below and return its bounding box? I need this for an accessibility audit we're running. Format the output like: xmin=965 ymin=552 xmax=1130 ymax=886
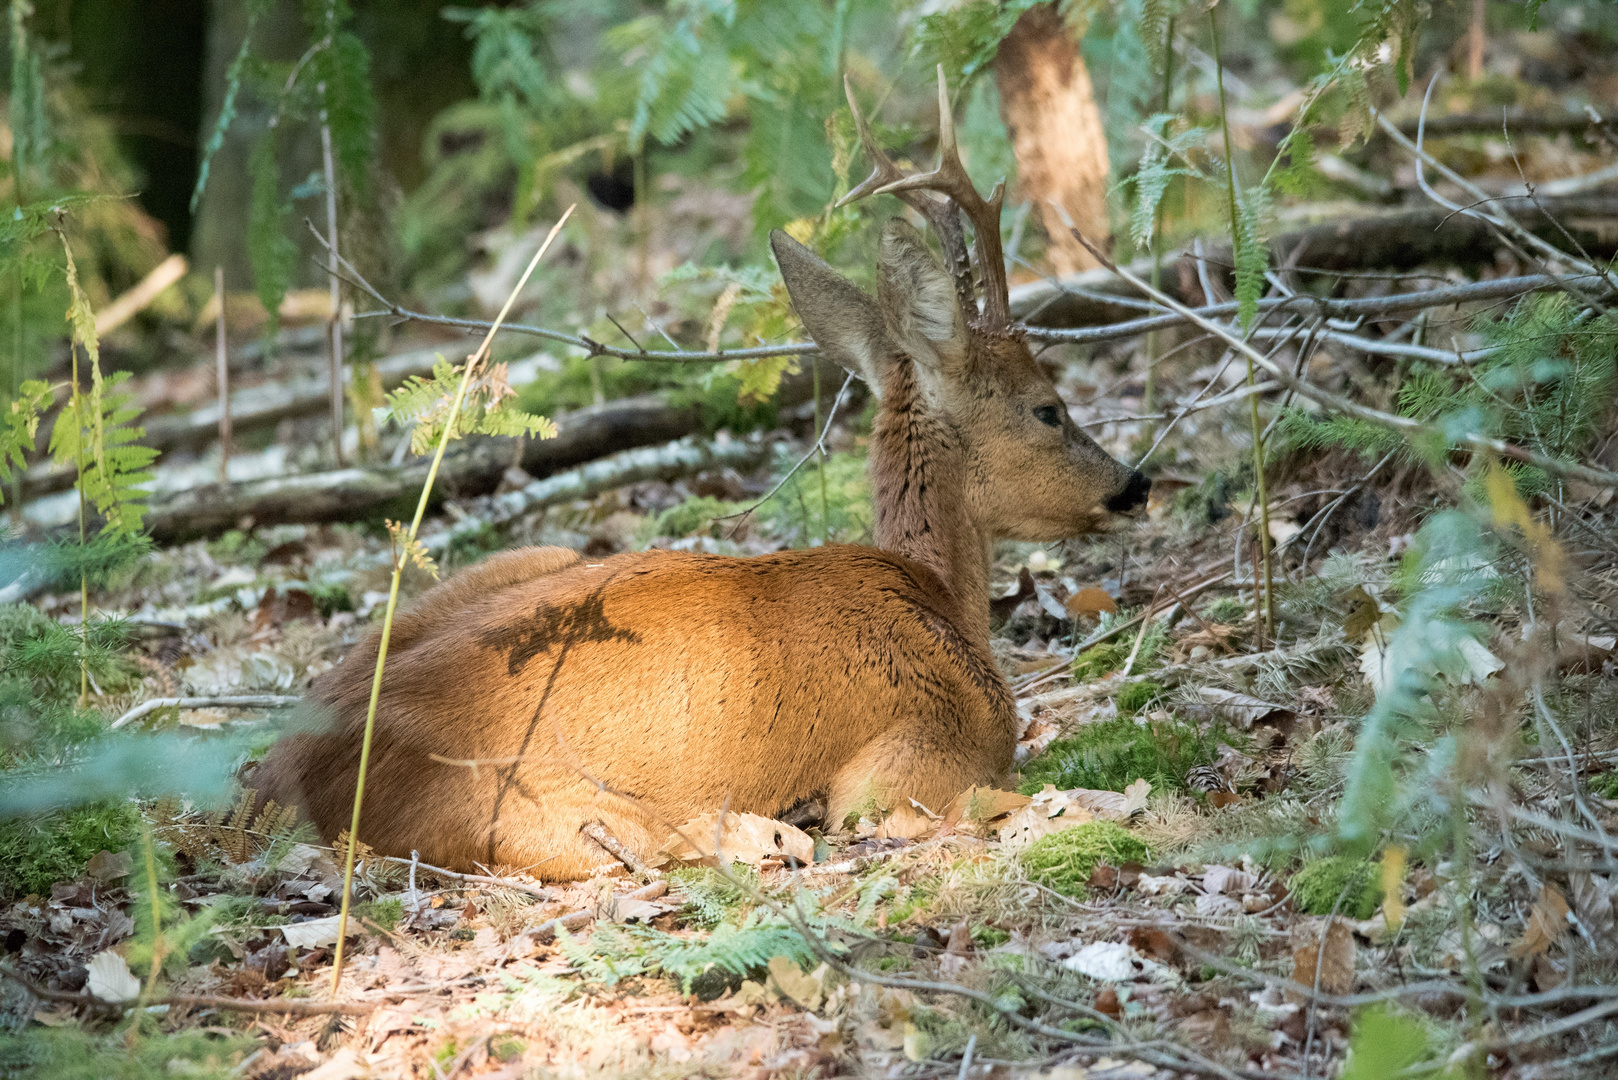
xmin=1569 ymin=872 xmax=1616 ymax=943
xmin=654 ymin=812 xmax=814 ymax=868
xmin=1200 ymin=865 xmax=1256 ymax=895
xmin=997 ymin=780 xmax=1149 ymax=850
xmin=1066 ymin=585 xmax=1118 ymax=619
xmin=1194 ymin=688 xmax=1294 ymax=729
xmin=1512 ymin=883 xmax=1570 ymax=958
xmin=1290 ymin=919 xmax=1355 ymax=999
xmin=875 ymin=804 xmax=939 ymax=841
xmin=765 ymin=955 xmax=828 ymax=1011
xmin=941 ymin=785 xmax=1031 ymax=825
xmin=85 ymin=849 xmax=132 ymax=884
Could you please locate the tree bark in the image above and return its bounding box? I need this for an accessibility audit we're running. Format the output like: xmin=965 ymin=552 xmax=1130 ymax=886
xmin=995 ymin=4 xmax=1110 ymax=275
xmin=136 ymin=359 xmax=844 ymax=543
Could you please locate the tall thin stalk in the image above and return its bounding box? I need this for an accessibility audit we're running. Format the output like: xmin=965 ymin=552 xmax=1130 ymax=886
xmin=329 ymin=205 xmax=575 ymax=993
xmin=215 ymin=265 xmax=231 ymax=483
xmin=319 ymin=91 xmax=344 ymax=467
xmin=1209 ymin=6 xmax=1275 ymax=640
xmin=1141 ymin=15 xmax=1177 ymax=441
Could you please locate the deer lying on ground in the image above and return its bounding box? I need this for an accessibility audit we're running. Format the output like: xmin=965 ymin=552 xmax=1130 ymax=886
xmin=252 ymin=72 xmax=1149 ymax=881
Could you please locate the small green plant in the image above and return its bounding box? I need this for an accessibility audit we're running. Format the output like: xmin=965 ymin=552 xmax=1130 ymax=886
xmin=1340 ymin=1005 xmax=1435 ymax=1080
xmin=0 ymin=800 xmax=140 ymax=898
xmin=1590 ymin=772 xmax=1618 ymax=800
xmin=1021 ymin=821 xmax=1149 ymax=897
xmin=669 ymin=863 xmax=758 ymax=926
xmin=1289 ymin=855 xmax=1384 ymax=920
xmin=1071 ymin=609 xmax=1168 ymax=679
xmin=756 ymin=449 xmax=871 ymax=544
xmin=1204 ymin=596 xmax=1247 ymax=623
xmin=638 ymin=496 xmax=746 ymax=543
xmin=1115 ymin=679 xmax=1165 ymax=715
xmin=1019 ymin=716 xmax=1217 ymax=795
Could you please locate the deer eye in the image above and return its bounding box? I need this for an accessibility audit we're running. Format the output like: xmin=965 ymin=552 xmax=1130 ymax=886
xmin=1032 ymin=404 xmax=1064 ymax=428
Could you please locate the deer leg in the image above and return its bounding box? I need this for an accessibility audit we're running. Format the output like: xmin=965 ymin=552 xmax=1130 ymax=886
xmin=826 ymin=731 xmax=994 ymax=833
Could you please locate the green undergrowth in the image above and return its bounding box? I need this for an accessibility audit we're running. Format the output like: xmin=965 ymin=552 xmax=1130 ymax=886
xmin=1018 ymin=716 xmax=1222 ymax=796
xmin=669 ymin=864 xmax=759 ymax=926
xmin=0 ymin=1020 xmax=254 ymax=1080
xmin=1021 ymin=821 xmax=1150 ymax=897
xmin=638 ymin=496 xmax=746 ymax=543
xmin=1289 ymin=855 xmax=1384 ymax=919
xmin=1072 ymin=609 xmax=1169 ymax=680
xmin=0 ymin=801 xmax=141 ymax=898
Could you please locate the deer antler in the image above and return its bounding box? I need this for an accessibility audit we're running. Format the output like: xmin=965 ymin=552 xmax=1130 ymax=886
xmin=837 ymin=67 xmax=1011 ymax=331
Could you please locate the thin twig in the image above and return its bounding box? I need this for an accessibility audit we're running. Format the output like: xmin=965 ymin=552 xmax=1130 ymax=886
xmin=1060 ymin=228 xmax=1618 ymax=488
xmin=110 ymin=694 xmax=301 ymax=730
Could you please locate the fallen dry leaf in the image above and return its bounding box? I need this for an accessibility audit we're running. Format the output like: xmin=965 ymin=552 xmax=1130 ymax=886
xmin=1194 ymin=688 xmax=1294 ymax=729
xmin=1200 ymin=865 xmax=1256 ymax=895
xmin=1290 ymin=919 xmax=1355 ymax=999
xmin=1093 ymin=985 xmax=1122 ymax=1018
xmin=655 ymin=812 xmax=814 ymax=868
xmin=85 ymin=849 xmax=132 ymax=884
xmin=875 ymin=804 xmax=939 ymax=841
xmin=1568 ymin=872 xmax=1615 ymax=943
xmin=765 ymin=955 xmax=828 ymax=1011
xmin=1511 ymin=883 xmax=1570 ymax=958
xmin=941 ymin=785 xmax=1031 ymax=826
xmin=86 ymin=950 xmax=140 ymax=1003
xmin=1067 ymin=585 xmax=1118 ymax=620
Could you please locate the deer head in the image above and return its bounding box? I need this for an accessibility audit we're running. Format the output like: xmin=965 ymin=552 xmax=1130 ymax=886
xmin=770 ymin=68 xmax=1148 ymax=547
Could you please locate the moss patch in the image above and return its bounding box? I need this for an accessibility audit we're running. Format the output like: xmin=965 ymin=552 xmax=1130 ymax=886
xmin=638 ymin=496 xmax=746 ymax=542
xmin=1289 ymin=855 xmax=1384 ymax=919
xmin=1021 ymin=821 xmax=1149 ymax=897
xmin=0 ymin=801 xmax=142 ymax=898
xmin=1115 ymin=679 xmax=1165 ymax=715
xmin=1018 ymin=716 xmax=1219 ymax=795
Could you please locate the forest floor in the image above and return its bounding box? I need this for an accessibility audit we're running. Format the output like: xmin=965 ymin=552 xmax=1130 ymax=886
xmin=4 ymin=393 xmax=1615 ymax=1080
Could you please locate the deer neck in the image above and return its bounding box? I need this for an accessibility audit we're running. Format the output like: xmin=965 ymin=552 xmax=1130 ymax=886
xmin=869 ymin=363 xmax=993 ymax=646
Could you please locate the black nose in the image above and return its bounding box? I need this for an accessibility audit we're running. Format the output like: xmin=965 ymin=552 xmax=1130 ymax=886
xmin=1104 ymin=470 xmax=1151 ymax=514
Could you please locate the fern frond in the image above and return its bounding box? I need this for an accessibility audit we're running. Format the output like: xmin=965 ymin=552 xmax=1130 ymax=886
xmin=1233 ymin=185 xmax=1272 ymax=331
xmin=1 ymin=379 xmax=52 ymax=503
xmin=248 ymin=130 xmax=297 ymax=348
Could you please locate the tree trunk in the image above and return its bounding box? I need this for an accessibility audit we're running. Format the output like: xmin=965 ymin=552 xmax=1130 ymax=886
xmin=995 ymin=3 xmax=1110 ymax=275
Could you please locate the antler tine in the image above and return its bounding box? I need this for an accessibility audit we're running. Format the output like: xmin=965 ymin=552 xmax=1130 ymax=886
xmin=875 ymin=65 xmax=1011 ymax=330
xmin=837 ymin=73 xmax=978 ymax=318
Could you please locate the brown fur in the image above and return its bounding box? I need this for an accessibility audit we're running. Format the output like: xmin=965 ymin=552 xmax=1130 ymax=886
xmin=251 ymin=222 xmax=1146 ymax=880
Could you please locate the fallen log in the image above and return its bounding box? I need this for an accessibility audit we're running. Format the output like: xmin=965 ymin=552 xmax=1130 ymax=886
xmin=135 ymin=360 xmax=839 ymax=544
xmin=1010 ymin=195 xmax=1618 ymax=328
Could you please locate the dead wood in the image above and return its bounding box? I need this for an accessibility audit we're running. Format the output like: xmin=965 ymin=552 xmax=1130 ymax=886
xmin=1010 ymin=195 xmax=1618 ymax=328
xmin=995 ymin=3 xmax=1110 ymax=274
xmin=526 ymin=880 xmax=669 ymax=944
xmin=103 ymin=358 xmax=835 ymax=542
xmin=141 ymin=428 xmax=773 ymax=545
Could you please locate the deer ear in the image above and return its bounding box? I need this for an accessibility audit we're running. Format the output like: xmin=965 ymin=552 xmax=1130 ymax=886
xmin=771 ymin=229 xmax=890 ymax=393
xmin=876 ymin=219 xmax=964 ymax=356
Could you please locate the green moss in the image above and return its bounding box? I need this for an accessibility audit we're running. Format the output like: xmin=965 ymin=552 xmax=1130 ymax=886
xmin=1021 ymin=821 xmax=1149 ymax=897
xmin=307 ymin=579 xmax=354 ymax=619
xmin=1018 ymin=716 xmax=1219 ymax=795
xmin=1591 ymin=772 xmax=1618 ymax=800
xmin=0 ymin=800 xmax=142 ymax=897
xmin=0 ymin=1021 xmax=254 ymax=1080
xmin=357 ymin=897 xmax=404 ymax=931
xmin=638 ymin=496 xmax=747 ymax=542
xmin=1115 ymin=680 xmax=1165 ymax=715
xmin=1072 ymin=616 xmax=1167 ymax=680
xmin=1204 ymin=596 xmax=1247 ymax=623
xmin=1289 ymin=856 xmax=1384 ymax=919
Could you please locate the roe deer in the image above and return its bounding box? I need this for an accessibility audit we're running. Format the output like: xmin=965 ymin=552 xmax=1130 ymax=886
xmin=251 ymin=71 xmax=1149 ymax=880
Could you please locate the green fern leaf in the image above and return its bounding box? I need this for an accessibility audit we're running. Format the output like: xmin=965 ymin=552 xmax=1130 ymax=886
xmin=1 ymin=380 xmax=52 ymax=503
xmin=1233 ymin=185 xmax=1270 ymax=330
